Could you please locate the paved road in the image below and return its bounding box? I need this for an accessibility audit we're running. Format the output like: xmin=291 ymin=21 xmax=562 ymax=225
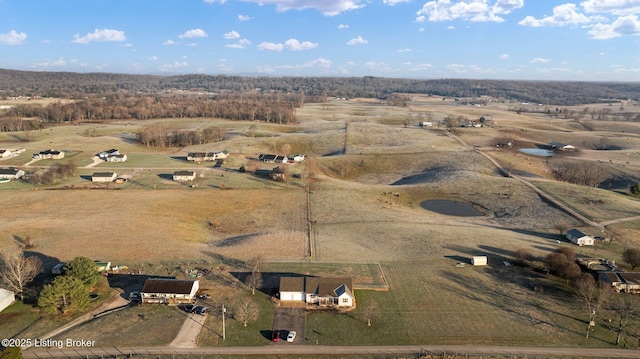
xmin=21 ymin=344 xmax=640 ymax=358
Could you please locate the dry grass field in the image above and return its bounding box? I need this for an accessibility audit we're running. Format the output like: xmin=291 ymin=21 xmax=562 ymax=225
xmin=2 ymin=95 xmax=640 ymax=348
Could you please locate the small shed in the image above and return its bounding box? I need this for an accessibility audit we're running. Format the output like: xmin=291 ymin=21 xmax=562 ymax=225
xmin=0 ymin=288 xmax=15 ymax=313
xmin=472 ymin=256 xmax=488 ymax=266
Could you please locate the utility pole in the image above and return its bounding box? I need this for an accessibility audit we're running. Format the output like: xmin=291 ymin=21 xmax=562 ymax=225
xmin=222 ymin=304 xmax=226 ymax=340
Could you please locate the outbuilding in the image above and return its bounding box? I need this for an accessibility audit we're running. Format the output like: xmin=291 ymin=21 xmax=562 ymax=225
xmin=91 ymin=172 xmax=117 ymax=182
xmin=0 ymin=288 xmax=15 ymax=313
xmin=472 ymin=256 xmax=488 ymax=266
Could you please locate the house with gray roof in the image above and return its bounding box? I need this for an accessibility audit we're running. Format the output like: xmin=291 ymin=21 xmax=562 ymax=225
xmin=279 ymin=277 xmax=354 ymax=308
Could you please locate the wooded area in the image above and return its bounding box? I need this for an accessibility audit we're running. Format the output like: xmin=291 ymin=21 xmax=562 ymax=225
xmin=1 ymin=68 xmax=639 ymax=105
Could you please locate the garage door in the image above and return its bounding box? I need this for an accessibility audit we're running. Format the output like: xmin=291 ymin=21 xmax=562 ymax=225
xmin=281 ymin=292 xmax=305 ymax=301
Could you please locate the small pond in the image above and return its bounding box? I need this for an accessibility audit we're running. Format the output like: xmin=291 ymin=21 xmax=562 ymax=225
xmin=420 ymin=200 xmax=484 ymax=217
xmin=519 ymin=148 xmax=555 ymax=157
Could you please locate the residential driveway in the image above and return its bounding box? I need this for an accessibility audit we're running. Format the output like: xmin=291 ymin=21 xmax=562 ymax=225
xmin=272 ymin=307 xmax=305 ymax=344
xmin=169 ymin=311 xmax=208 ymax=348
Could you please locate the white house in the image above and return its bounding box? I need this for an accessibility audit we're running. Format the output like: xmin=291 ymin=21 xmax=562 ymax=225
xmin=97 ymin=149 xmax=119 ymax=160
xmin=279 ymin=277 xmax=355 ymax=308
xmin=140 ymin=278 xmax=199 ymax=305
xmin=173 ymin=171 xmax=196 ymax=181
xmin=0 ymin=167 xmax=25 ymax=180
xmin=566 ymin=228 xmax=595 ymax=246
xmin=291 ymin=154 xmax=305 ymax=162
xmin=106 ymin=154 xmax=127 ymax=162
xmin=91 ymin=172 xmax=117 ymax=182
xmin=549 ymin=142 xmax=575 ymax=151
xmin=0 ymin=149 xmax=12 ymax=158
xmin=0 ymin=288 xmax=15 ymax=313
xmin=259 ymin=154 xmax=288 ymax=163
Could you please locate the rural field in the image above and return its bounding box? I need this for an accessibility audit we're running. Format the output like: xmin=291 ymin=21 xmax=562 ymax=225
xmin=1 ymin=94 xmax=640 ymax=351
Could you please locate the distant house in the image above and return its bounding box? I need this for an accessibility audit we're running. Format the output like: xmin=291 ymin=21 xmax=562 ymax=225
xmin=566 ymin=228 xmax=595 ymax=246
xmin=0 ymin=288 xmax=15 ymax=313
xmin=91 ymin=172 xmax=117 ymax=182
xmin=33 ymin=149 xmax=64 ymax=160
xmin=259 ymin=154 xmax=288 ymax=163
xmin=106 ymin=154 xmax=127 ymax=162
xmin=419 ymin=122 xmax=433 ymax=128
xmin=97 ymin=149 xmax=119 ymax=160
xmin=173 ymin=171 xmax=196 ymax=181
xmin=0 ymin=167 xmax=25 ymax=180
xmin=187 ymin=152 xmax=216 ymax=162
xmin=291 ymin=154 xmax=305 ymax=162
xmin=186 ymin=150 xmax=229 ymax=162
xmin=599 ymin=272 xmax=640 ymax=293
xmin=0 ymin=149 xmax=12 ymax=158
xmin=140 ymin=278 xmax=199 ymax=305
xmin=549 ymin=142 xmax=575 ymax=151
xmin=279 ymin=277 xmax=354 ymax=308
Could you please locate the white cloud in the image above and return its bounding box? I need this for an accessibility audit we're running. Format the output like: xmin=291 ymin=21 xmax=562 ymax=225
xmin=0 ymin=30 xmax=27 ymax=45
xmin=531 ymin=57 xmax=552 ymax=63
xmin=179 ymin=29 xmax=208 ymax=39
xmin=239 ymin=0 xmax=365 ymax=16
xmin=225 ymin=39 xmax=251 ymax=49
xmin=284 ymin=39 xmax=318 ymax=50
xmin=500 ymin=53 xmax=510 ymax=60
xmin=203 ymin=0 xmax=227 ymax=3
xmin=492 ymin=0 xmax=524 ymax=14
xmin=384 ymin=0 xmax=411 ymax=5
xmin=416 ymin=0 xmax=522 ymax=23
xmin=163 ymin=39 xmax=175 ymax=45
xmin=224 ymin=30 xmax=241 ymax=39
xmin=73 ymin=29 xmax=126 ymax=44
xmin=581 ymin=0 xmax=640 ymax=16
xmin=398 ymin=48 xmax=412 ymax=52
xmin=258 ymin=39 xmax=318 ymax=51
xmin=238 ymin=15 xmax=251 ymax=21
xmin=258 ymin=42 xmax=284 ymax=51
xmin=518 ymin=4 xmax=593 ymax=27
xmin=158 ymin=61 xmax=189 ymax=72
xmin=347 ymin=36 xmax=368 ymax=45
xmin=31 ymin=57 xmax=67 ymax=68
xmin=588 ymin=14 xmax=640 ymax=39
xmin=149 ymin=56 xmax=158 ymax=61
xmin=338 ymin=24 xmax=350 ymax=29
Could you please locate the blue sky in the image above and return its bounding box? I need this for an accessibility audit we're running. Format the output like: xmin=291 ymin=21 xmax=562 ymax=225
xmin=1 ymin=0 xmax=639 ymax=80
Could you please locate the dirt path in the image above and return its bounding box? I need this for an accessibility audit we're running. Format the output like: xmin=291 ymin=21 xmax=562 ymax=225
xmin=444 ymin=131 xmax=605 ymax=230
xmin=169 ymin=312 xmax=208 ymax=348
xmin=21 ymin=344 xmax=640 ymax=358
xmin=82 ymin=156 xmax=103 ymax=168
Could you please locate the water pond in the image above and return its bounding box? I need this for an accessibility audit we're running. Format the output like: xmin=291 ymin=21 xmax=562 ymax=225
xmin=519 ymin=148 xmax=555 ymax=157
xmin=420 ymin=200 xmax=484 ymax=217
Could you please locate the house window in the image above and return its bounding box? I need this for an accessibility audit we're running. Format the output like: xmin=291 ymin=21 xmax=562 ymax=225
xmin=342 ymin=298 xmax=349 ymax=304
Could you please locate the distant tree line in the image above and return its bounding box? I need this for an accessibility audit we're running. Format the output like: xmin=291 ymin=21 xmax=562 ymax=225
xmin=550 ymin=160 xmax=610 ymax=187
xmin=0 ymin=93 xmax=300 ymax=125
xmin=25 ymin=162 xmax=77 ymax=186
xmin=2 ymin=69 xmax=640 ymax=105
xmin=137 ymin=124 xmax=226 ymax=148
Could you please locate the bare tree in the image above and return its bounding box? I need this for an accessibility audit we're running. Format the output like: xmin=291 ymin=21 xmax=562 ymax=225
xmin=234 ymin=299 xmax=259 ymax=327
xmin=0 ymin=251 xmax=43 ymax=301
xmin=245 ymin=272 xmax=263 ymax=295
xmin=515 ymin=248 xmax=532 ymax=266
xmin=609 ymin=294 xmax=639 ymax=346
xmin=574 ymin=274 xmax=609 ymax=339
xmin=553 ymin=219 xmax=569 ymax=236
xmin=623 ymin=248 xmax=640 ymax=270
xmin=363 ymin=299 xmax=380 ymax=327
xmin=245 ymin=255 xmax=263 ymax=295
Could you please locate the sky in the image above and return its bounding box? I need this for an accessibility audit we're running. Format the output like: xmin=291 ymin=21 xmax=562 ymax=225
xmin=1 ymin=0 xmax=640 ymax=81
